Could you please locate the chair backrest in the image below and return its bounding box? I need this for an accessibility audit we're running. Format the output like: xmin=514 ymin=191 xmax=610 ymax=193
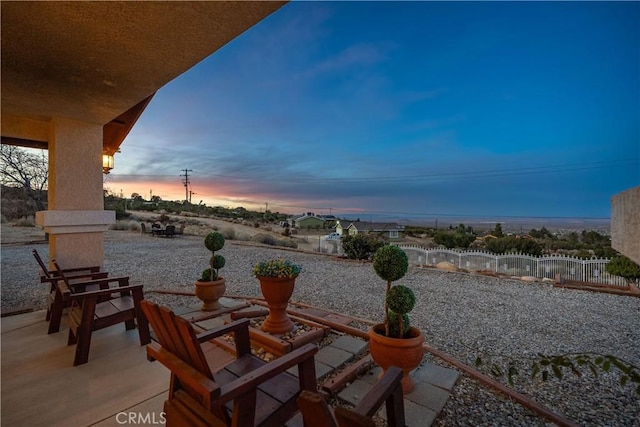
xmin=33 ymin=249 xmax=51 ymax=278
xmin=140 ymin=300 xmax=213 ymax=379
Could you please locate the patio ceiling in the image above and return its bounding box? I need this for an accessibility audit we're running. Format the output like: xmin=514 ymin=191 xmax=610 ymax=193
xmin=1 ymin=1 xmax=287 ymax=154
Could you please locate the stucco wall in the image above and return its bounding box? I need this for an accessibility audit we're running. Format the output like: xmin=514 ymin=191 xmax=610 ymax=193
xmin=611 ymin=186 xmax=640 ymax=265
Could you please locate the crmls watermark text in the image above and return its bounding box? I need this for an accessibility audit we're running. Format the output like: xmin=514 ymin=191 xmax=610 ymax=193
xmin=116 ymin=412 xmax=166 ymax=425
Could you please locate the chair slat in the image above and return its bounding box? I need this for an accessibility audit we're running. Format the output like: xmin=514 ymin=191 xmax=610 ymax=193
xmin=176 ymin=316 xmax=213 ymax=379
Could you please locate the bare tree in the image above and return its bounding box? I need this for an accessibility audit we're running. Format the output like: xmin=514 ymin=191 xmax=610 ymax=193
xmin=0 ymin=144 xmax=48 ymax=212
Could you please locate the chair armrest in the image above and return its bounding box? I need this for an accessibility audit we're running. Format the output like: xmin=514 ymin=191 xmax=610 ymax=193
xmin=65 ymin=282 xmax=143 ymax=301
xmin=352 ymin=366 xmax=403 ymax=417
xmin=41 ymin=271 xmax=108 ymax=284
xmin=195 ymin=318 xmax=251 ymax=343
xmin=57 ymin=266 xmax=101 ymax=274
xmin=218 ymin=343 xmax=318 ymax=403
xmin=146 ymin=342 xmax=221 ymax=401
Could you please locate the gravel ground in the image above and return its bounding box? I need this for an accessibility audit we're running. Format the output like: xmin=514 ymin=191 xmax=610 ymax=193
xmin=2 ymin=230 xmax=639 ymax=426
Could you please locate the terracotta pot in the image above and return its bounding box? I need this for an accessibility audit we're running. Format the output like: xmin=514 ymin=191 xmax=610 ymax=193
xmin=194 ymin=277 xmax=226 ymax=311
xmin=367 ymin=323 xmax=425 ymax=393
xmin=258 ymin=275 xmax=296 ymax=334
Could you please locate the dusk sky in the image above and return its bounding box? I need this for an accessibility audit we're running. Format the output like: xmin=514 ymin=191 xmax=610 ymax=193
xmin=107 ymin=1 xmax=639 ymax=221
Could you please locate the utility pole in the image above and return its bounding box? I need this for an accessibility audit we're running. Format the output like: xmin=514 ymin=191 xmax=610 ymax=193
xmin=180 ymin=169 xmax=193 ymax=204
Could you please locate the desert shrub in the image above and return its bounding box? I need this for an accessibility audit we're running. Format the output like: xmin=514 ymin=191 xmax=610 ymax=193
xmin=109 ymin=220 xmax=139 ymax=231
xmin=252 ymin=233 xmax=298 ymax=248
xmin=252 ymin=233 xmax=277 ymax=246
xmin=235 ymin=232 xmax=251 ymax=241
xmin=220 ymin=227 xmax=236 ymax=240
xmin=12 ymin=215 xmax=36 ymax=227
xmin=254 ymin=222 xmax=260 ymax=228
xmin=281 ymin=239 xmax=298 ymax=249
xmin=342 ymin=233 xmax=385 ymax=260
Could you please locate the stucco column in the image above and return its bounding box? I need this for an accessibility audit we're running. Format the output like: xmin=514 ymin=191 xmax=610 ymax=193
xmin=35 ymin=117 xmax=115 ymax=268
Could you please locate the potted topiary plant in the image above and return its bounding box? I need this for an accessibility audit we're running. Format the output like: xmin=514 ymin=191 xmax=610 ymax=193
xmin=367 ymin=244 xmax=425 ymax=393
xmin=253 ymin=258 xmax=300 ymax=334
xmin=194 ymin=231 xmax=226 ymax=311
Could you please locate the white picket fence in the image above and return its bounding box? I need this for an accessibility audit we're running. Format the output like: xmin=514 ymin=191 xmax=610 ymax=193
xmin=398 ymin=244 xmax=629 ymax=287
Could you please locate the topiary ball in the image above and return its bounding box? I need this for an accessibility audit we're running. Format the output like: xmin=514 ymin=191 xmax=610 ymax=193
xmin=201 ymin=268 xmax=218 ymax=281
xmin=386 ymin=285 xmax=416 ymax=314
xmin=373 ymin=245 xmax=408 ymax=282
xmin=204 ymin=231 xmax=225 ymax=252
xmin=211 ymin=254 xmax=226 ymax=270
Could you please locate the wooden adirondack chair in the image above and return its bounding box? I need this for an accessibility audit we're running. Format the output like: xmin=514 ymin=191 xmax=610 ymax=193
xmin=33 ymin=249 xmax=109 ymax=334
xmin=297 ymin=366 xmax=406 ymax=427
xmin=53 ymin=260 xmax=150 ymax=365
xmin=140 ymin=300 xmax=319 ymax=427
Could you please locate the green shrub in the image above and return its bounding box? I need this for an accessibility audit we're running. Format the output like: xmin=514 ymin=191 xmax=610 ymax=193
xmin=373 ymin=245 xmax=409 ymax=283
xmin=342 ymin=233 xmax=385 ymax=260
xmin=204 ymin=231 xmax=225 ymax=252
xmin=386 ymin=285 xmax=416 ymax=314
xmin=253 ymin=258 xmax=301 ymax=278
xmin=201 ymin=268 xmax=217 ymax=281
xmin=606 ymin=256 xmax=640 ymax=285
xmin=486 ymin=236 xmax=542 ymax=256
xmin=210 ymin=254 xmax=226 ymax=270
xmin=201 ymin=231 xmax=225 ymax=282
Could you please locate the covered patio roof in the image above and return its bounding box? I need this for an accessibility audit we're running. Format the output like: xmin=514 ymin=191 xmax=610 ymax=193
xmin=1 ymin=1 xmax=287 ymax=154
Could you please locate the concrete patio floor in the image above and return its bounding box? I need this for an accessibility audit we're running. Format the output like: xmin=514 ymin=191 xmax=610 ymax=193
xmin=1 ymin=299 xmax=459 ymax=426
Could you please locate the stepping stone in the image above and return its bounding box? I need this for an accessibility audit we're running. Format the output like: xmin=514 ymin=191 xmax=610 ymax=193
xmin=219 ymin=297 xmax=246 ymax=308
xmin=315 ymin=345 xmax=353 ymax=368
xmin=287 ymin=360 xmax=333 ymax=380
xmin=324 ymin=313 xmax=354 ymax=325
xmin=379 ymin=398 xmax=438 ymax=427
xmin=404 ymin=381 xmax=452 ymax=413
xmin=337 ymin=378 xmax=373 ymax=406
xmin=413 ymin=361 xmax=460 ymax=391
xmin=330 ymin=335 xmax=368 ymax=355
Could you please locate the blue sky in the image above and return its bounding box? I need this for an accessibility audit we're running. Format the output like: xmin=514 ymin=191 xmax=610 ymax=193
xmin=109 ymin=1 xmax=639 ymax=221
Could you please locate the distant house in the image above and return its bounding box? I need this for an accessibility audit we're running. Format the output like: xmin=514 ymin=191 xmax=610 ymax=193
xmin=293 ymin=212 xmax=326 ymax=230
xmin=319 ymin=214 xmax=337 ymax=228
xmin=339 ymin=221 xmax=405 ymax=239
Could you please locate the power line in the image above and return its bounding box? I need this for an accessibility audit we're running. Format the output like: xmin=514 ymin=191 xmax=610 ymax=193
xmin=112 ymin=158 xmax=637 ymax=184
xmin=202 ymin=159 xmax=636 ymax=183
